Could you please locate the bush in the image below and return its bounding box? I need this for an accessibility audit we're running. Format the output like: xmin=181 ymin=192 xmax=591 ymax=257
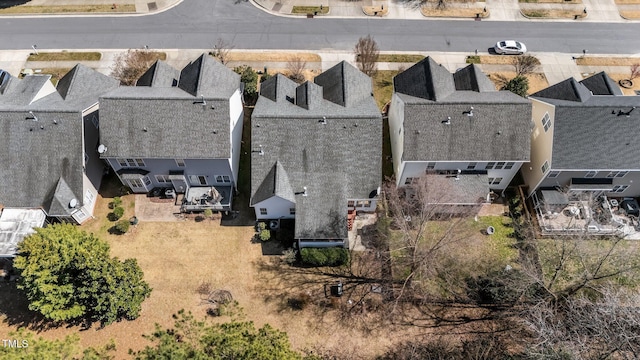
xmin=115 ymin=219 xmax=130 ymax=234
xmin=502 ymin=75 xmax=529 ymax=97
xmin=233 ymin=65 xmax=258 ymax=105
xmin=300 ymin=247 xmax=349 ymax=266
xmin=203 ymin=209 xmax=213 ymax=218
xmin=108 ymin=206 xmax=125 ymax=221
xmin=109 ymin=196 xmax=122 ymax=209
xmin=466 ymin=269 xmax=525 ymax=305
xmin=282 ymin=248 xmax=297 ymax=264
xmin=259 ymin=229 xmax=271 ymax=242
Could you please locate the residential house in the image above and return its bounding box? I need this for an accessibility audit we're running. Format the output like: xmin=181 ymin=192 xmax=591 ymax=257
xmin=388 ymin=57 xmax=532 ymax=204
xmin=99 ymin=54 xmax=243 ymax=212
xmin=0 ymin=65 xmax=119 ymax=224
xmin=251 ymin=61 xmax=382 ymax=248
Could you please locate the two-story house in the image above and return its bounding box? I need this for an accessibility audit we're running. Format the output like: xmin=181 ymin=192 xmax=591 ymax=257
xmin=99 ymin=54 xmax=243 ymax=212
xmin=250 ymin=61 xmax=382 ymax=248
xmin=388 ymin=57 xmax=532 ymax=204
xmin=0 ymin=65 xmax=119 ymax=224
xmin=523 ymin=72 xmax=640 ymax=198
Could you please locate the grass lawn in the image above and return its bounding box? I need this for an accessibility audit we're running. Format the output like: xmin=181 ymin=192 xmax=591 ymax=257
xmin=30 ymin=68 xmax=73 ymax=86
xmin=575 ymin=57 xmax=640 ymax=66
xmin=0 ymin=4 xmax=135 ymax=14
xmin=467 ymin=55 xmax=541 ymax=66
xmin=373 ymin=70 xmax=398 ymax=110
xmin=520 ymin=0 xmax=581 ymax=3
xmin=291 ymin=6 xmax=329 ymax=14
xmin=227 ymin=52 xmax=322 ymax=63
xmin=27 ymin=52 xmax=102 ymax=62
xmin=378 ymin=54 xmax=425 ymax=63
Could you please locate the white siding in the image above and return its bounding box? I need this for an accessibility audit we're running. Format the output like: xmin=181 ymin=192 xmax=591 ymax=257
xmin=253 ymin=196 xmax=296 ymax=220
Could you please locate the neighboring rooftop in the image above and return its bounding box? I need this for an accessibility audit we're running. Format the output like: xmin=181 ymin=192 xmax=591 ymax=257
xmin=531 ymin=72 xmax=640 ymax=170
xmin=394 ymin=57 xmax=532 ymax=162
xmin=252 ymin=61 xmax=381 ymax=240
xmin=99 ymin=54 xmax=241 ymax=159
xmin=0 ymin=208 xmax=46 ymax=257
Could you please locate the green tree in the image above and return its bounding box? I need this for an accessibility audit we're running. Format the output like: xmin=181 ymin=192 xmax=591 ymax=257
xmin=233 ymin=65 xmax=258 ymax=105
xmin=502 ymin=75 xmax=529 ymax=97
xmin=13 ymin=224 xmax=151 ymax=326
xmin=0 ymin=328 xmax=115 ymax=360
xmin=134 ymin=310 xmax=312 ymax=360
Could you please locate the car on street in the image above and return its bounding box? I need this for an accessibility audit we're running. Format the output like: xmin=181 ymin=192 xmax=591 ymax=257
xmin=494 ymin=40 xmax=527 ymax=55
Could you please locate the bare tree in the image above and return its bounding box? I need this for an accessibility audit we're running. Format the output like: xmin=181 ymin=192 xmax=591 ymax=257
xmin=111 ymin=49 xmax=164 ymax=85
xmin=210 ymin=38 xmax=234 ymax=65
xmin=630 ymin=63 xmax=640 ymax=81
xmin=286 ymin=56 xmax=307 ymax=84
xmin=523 ymin=285 xmax=640 ymax=359
xmin=354 ymin=35 xmax=379 ymax=77
xmin=513 ymin=55 xmax=539 ymax=76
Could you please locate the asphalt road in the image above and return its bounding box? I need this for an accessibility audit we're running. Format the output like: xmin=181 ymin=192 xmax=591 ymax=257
xmin=1 ymin=0 xmax=639 ymax=54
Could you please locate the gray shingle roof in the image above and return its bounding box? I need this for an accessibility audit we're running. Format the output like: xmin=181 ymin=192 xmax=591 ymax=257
xmin=531 ymin=73 xmax=640 ymax=169
xmin=0 ymin=67 xmax=119 ymax=215
xmin=579 ymin=71 xmax=623 ymax=96
xmin=251 ymin=161 xmax=295 ymax=205
xmin=394 ymin=58 xmax=532 ymax=162
xmin=531 ymin=77 xmax=592 ymax=102
xmin=136 ymin=60 xmax=179 ymax=87
xmin=99 ymin=55 xmax=240 ymax=159
xmin=252 ymin=61 xmax=381 ymax=240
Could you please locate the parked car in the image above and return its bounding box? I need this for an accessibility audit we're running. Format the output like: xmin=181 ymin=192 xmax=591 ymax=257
xmin=494 ymin=40 xmax=527 ymax=55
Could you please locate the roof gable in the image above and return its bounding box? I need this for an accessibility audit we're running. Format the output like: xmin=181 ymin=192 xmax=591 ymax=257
xmin=453 ymin=64 xmax=496 ymax=92
xmin=56 ymin=64 xmax=119 ymax=101
xmin=178 ymin=54 xmax=240 ymax=98
xmin=531 ymin=77 xmax=592 ymax=102
xmin=251 ymin=161 xmax=296 ymax=205
xmin=579 ymin=71 xmax=623 ymax=96
xmin=313 ymin=61 xmax=372 ymax=107
xmin=393 ymin=57 xmax=455 ymax=101
xmin=136 ymin=60 xmax=179 ymax=87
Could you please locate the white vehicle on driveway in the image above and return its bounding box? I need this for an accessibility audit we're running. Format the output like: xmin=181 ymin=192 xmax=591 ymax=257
xmin=494 ymin=40 xmax=527 ymax=55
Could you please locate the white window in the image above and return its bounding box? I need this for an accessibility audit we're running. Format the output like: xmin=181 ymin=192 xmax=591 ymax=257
xmin=504 ymin=162 xmax=515 ymax=170
xmin=118 ymin=158 xmax=145 ymax=167
xmin=128 ymin=179 xmax=144 ymax=188
xmin=612 ymin=185 xmax=629 ymax=193
xmin=175 ymin=159 xmax=186 ymax=167
xmin=215 ymin=175 xmax=231 ymax=183
xmin=542 ymin=113 xmax=551 ymax=132
xmin=585 ymin=171 xmax=598 ymax=178
xmin=143 ymin=176 xmax=152 ymax=186
xmin=495 ymin=162 xmax=506 ymax=170
xmin=260 ymin=208 xmax=268 ymax=215
xmin=155 ymin=175 xmax=172 ymax=183
xmin=488 ymin=178 xmax=503 ymax=185
xmin=426 ymin=162 xmax=436 ymax=170
xmin=347 ymin=200 xmax=355 ymax=207
xmin=541 ymin=161 xmax=549 ymax=174
xmin=189 ymin=175 xmax=207 ymax=185
xmin=289 ymin=208 xmax=296 ymax=215
xmin=74 ymin=208 xmax=89 ymax=221
xmin=485 ymin=162 xmax=496 ymax=170
xmin=356 ymin=200 xmax=371 ymax=208
xmin=467 ymin=163 xmax=477 ymax=170
xmin=84 ymin=190 xmax=95 ymax=206
xmin=607 ymin=171 xmax=628 ymax=178
xmin=548 ymin=171 xmax=561 ymax=178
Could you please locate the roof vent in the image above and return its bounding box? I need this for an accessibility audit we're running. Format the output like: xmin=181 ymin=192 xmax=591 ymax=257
xmin=27 ymin=111 xmax=38 ymax=121
xmin=319 ymin=116 xmax=327 ymax=124
xmin=97 ymin=144 xmax=107 ymax=154
xmin=442 ymin=116 xmax=451 ymax=125
xmin=69 ymin=198 xmax=78 ymax=208
xmin=464 ymin=107 xmax=474 ymax=117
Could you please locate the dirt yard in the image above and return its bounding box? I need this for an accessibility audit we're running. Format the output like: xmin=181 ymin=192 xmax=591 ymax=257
xmin=488 ymin=71 xmax=549 ymax=94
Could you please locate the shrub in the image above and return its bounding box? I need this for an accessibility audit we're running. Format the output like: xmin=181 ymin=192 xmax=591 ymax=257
xmin=109 ymin=196 xmax=122 ymax=209
xmin=259 ymin=229 xmax=271 ymax=242
xmin=502 ymin=75 xmax=529 ymax=97
xmin=300 ymin=247 xmax=349 ymax=266
xmin=282 ymin=248 xmax=297 ymax=264
xmin=115 ymin=219 xmax=130 ymax=234
xmin=203 ymin=209 xmax=213 ymax=218
xmin=109 ymin=206 xmax=124 ymax=221
xmin=466 ymin=55 xmax=480 ymax=64
xmin=233 ymin=65 xmax=258 ymax=105
xmin=466 ymin=269 xmax=525 ymax=305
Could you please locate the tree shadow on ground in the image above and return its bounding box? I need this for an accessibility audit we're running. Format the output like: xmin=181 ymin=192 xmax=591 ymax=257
xmin=0 ymin=281 xmax=59 ymax=331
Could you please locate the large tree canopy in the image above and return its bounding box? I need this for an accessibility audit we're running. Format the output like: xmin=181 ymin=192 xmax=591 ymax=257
xmin=13 ymin=223 xmax=151 ymax=326
xmin=133 ymin=310 xmax=315 ymax=360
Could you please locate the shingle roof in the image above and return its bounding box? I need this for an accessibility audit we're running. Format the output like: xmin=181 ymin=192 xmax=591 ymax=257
xmin=394 ymin=58 xmax=531 ymax=162
xmin=579 ymin=71 xmax=623 ymax=96
xmin=251 ymin=161 xmax=295 ymax=205
xmin=251 ymin=61 xmax=381 ymax=240
xmin=136 ymin=60 xmax=179 ymax=87
xmin=0 ymin=68 xmax=118 ymax=215
xmin=531 ymin=73 xmax=640 ymax=169
xmin=99 ymin=55 xmax=240 ymax=159
xmin=530 ymin=77 xmax=592 ymax=102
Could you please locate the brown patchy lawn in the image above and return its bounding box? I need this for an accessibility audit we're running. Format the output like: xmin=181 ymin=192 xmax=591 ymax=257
xmin=227 ymin=52 xmax=321 ymax=63
xmin=0 ymin=4 xmax=135 ymax=14
xmin=620 ymin=10 xmax=640 ymax=19
xmin=373 ymin=70 xmax=399 ymax=111
xmin=421 ymin=5 xmax=489 ymax=18
xmin=602 ymin=73 xmax=640 ymax=95
xmin=488 ymin=71 xmax=549 ymax=94
xmin=576 ymin=57 xmax=640 ymax=66
xmin=615 ymin=0 xmax=640 ymax=4
xmin=521 ymin=8 xmax=586 ymax=18
xmin=520 ymin=0 xmax=581 ymax=3
xmin=477 ymin=55 xmax=541 ymax=65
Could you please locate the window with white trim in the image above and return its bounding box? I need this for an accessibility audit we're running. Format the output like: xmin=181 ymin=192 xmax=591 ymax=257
xmin=117 ymin=158 xmax=128 ymax=167
xmin=348 ymin=200 xmax=355 ymax=207
xmin=155 ymin=175 xmax=172 ymax=183
xmin=585 ymin=171 xmax=598 ymax=178
xmin=606 ymin=171 xmax=628 ymax=178
xmin=356 ymin=200 xmax=372 ymax=208
xmin=541 ymin=161 xmax=549 ymax=174
xmin=84 ymin=190 xmax=94 ymax=205
xmin=426 ymin=162 xmax=436 ymax=170
xmin=612 ymin=185 xmax=629 ymax=193
xmin=189 ymin=175 xmax=207 ymax=185
xmin=128 ymin=179 xmax=144 ymax=188
xmin=488 ymin=177 xmax=503 ymax=185
xmin=485 ymin=162 xmax=496 ymax=170
xmin=467 ymin=162 xmax=477 ymax=170
xmin=548 ymin=171 xmax=561 ymax=178
xmin=175 ymin=159 xmax=186 ymax=167
xmin=505 ymin=162 xmax=515 ymax=170
xmin=289 ymin=208 xmax=296 ymax=215
xmin=117 ymin=158 xmax=145 ymax=167
xmin=143 ymin=176 xmax=152 ymax=186
xmin=215 ymin=175 xmax=231 ymax=183
xmin=542 ymin=113 xmax=551 ymax=132
xmin=260 ymin=208 xmax=267 ymax=215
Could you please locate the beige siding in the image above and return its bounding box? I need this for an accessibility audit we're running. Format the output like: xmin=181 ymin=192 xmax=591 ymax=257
xmin=388 ymin=93 xmax=404 ymax=184
xmin=522 ymin=99 xmax=555 ymax=195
